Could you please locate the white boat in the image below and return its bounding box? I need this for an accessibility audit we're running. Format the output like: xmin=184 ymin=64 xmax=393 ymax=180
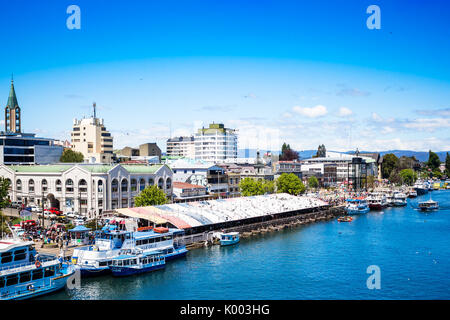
xmin=345 ymin=199 xmax=370 ymax=214
xmin=393 ymin=192 xmax=407 ymax=207
xmin=72 ymin=226 xmax=187 ymax=277
xmin=0 ymin=239 xmax=74 ymax=300
xmin=366 ymin=192 xmax=387 ymax=210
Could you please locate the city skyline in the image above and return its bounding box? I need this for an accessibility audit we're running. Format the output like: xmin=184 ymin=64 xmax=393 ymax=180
xmin=1 ymin=0 xmax=449 ymax=153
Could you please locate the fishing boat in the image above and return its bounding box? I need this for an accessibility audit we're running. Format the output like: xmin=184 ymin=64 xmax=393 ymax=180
xmin=337 ymin=216 xmax=353 ymax=222
xmin=345 ymin=199 xmax=370 ymax=215
xmin=72 ymin=226 xmax=187 ymax=277
xmin=110 ymin=248 xmax=165 ymax=277
xmin=366 ymin=192 xmax=387 ymax=210
xmin=219 ymin=232 xmax=240 ymax=246
xmin=393 ymin=192 xmax=407 ymax=207
xmin=0 ymin=239 xmax=74 ymax=300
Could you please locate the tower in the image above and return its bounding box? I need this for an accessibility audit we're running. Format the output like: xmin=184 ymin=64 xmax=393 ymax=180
xmin=5 ymin=77 xmax=21 ymax=133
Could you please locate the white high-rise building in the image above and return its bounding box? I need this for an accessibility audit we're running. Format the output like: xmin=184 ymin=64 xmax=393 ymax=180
xmin=166 ymin=136 xmax=195 ymax=158
xmin=71 ymin=103 xmax=114 ymax=163
xmin=194 ymin=123 xmax=238 ymax=162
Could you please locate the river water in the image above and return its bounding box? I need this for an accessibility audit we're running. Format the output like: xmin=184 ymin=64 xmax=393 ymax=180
xmin=40 ymin=190 xmax=450 ymax=300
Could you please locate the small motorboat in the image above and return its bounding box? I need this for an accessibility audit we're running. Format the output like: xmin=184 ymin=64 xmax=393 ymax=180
xmin=219 ymin=232 xmax=240 ymax=246
xmin=418 ymin=199 xmax=439 ymax=212
xmin=337 ymin=216 xmax=353 ymax=222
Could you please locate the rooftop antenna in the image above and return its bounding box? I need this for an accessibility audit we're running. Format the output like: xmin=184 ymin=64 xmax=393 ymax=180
xmin=93 ymin=102 xmax=97 ymax=119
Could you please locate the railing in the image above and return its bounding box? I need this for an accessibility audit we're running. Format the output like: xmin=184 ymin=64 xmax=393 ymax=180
xmin=0 ymin=255 xmax=58 ymax=273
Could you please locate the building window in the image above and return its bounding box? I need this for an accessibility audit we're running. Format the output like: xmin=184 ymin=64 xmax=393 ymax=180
xmin=131 ymin=179 xmax=137 ymax=192
xmin=28 ymin=179 xmax=35 ymax=193
xmin=148 ymin=178 xmax=154 ymax=186
xmin=158 ymin=178 xmax=164 ymax=189
xmin=165 ymin=178 xmax=172 ymax=190
xmin=56 ymin=179 xmax=62 ymax=192
xmin=98 ymin=180 xmax=103 ymax=193
xmin=66 ymin=179 xmax=74 ymax=193
xmin=111 ymin=179 xmax=118 ymax=193
xmin=42 ymin=179 xmax=48 ymax=193
xmin=16 ymin=179 xmax=22 ymax=192
xmin=121 ymin=179 xmax=128 ymax=192
xmin=139 ymin=178 xmax=145 ymax=191
xmin=79 ymin=179 xmax=87 ymax=193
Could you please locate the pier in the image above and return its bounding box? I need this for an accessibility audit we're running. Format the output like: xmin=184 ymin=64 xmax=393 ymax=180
xmin=183 ymin=206 xmax=345 ymax=249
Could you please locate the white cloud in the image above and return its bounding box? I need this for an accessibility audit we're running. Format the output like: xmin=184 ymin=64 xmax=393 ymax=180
xmin=403 ymin=118 xmax=450 ymax=131
xmin=371 ymin=112 xmax=383 ymax=122
xmin=292 ymin=105 xmax=328 ymax=118
xmin=338 ymin=107 xmax=353 ymax=117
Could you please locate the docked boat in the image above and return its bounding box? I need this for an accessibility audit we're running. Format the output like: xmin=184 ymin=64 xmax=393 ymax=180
xmin=72 ymin=226 xmax=187 ymax=277
xmin=0 ymin=239 xmax=74 ymax=300
xmin=413 ymin=182 xmax=428 ymax=196
xmin=219 ymin=232 xmax=240 ymax=246
xmin=366 ymin=192 xmax=387 ymax=210
xmin=408 ymin=188 xmax=417 ymax=198
xmin=337 ymin=216 xmax=353 ymax=222
xmin=345 ymin=199 xmax=370 ymax=215
xmin=393 ymin=192 xmax=407 ymax=207
xmin=110 ymin=248 xmax=165 ymax=277
xmin=385 ymin=192 xmax=395 ymax=206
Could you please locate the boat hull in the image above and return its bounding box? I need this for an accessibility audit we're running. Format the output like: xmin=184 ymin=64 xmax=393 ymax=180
xmin=2 ymin=268 xmax=74 ymax=300
xmin=369 ymin=204 xmax=385 ymax=210
xmin=110 ymin=264 xmax=165 ymax=277
xmin=165 ymin=248 xmax=188 ymax=261
xmin=79 ymin=267 xmax=111 ymax=277
xmin=346 ymin=207 xmax=370 ymax=215
xmin=220 ymin=239 xmax=240 ymax=246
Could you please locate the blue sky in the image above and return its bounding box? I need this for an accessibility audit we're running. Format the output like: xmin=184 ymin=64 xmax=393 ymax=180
xmin=0 ymin=0 xmax=449 ymax=152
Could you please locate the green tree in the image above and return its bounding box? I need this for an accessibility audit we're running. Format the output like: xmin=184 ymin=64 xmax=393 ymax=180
xmin=388 ymin=170 xmax=401 ymax=185
xmin=279 ymin=143 xmax=299 ymax=161
xmin=426 ymin=150 xmax=441 ymax=171
xmin=262 ymin=180 xmax=275 ymax=194
xmin=399 ymin=169 xmax=417 ymax=186
xmin=314 ymin=144 xmax=326 ymax=158
xmin=432 ymin=170 xmax=443 ymax=179
xmin=0 ymin=178 xmax=11 ymax=236
xmin=307 ymin=176 xmax=319 ymax=189
xmin=60 ymin=149 xmax=84 ymax=163
xmin=134 ymin=185 xmax=168 ymax=207
xmin=381 ymin=153 xmax=399 ymax=179
xmin=239 ymin=178 xmax=264 ymax=196
xmin=276 ymin=173 xmax=305 ymax=195
xmin=445 ymin=152 xmax=450 ymax=176
xmin=367 ymin=175 xmax=376 ymax=189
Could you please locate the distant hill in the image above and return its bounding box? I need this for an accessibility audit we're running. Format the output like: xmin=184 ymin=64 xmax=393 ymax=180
xmin=238 ymin=149 xmax=449 ymax=162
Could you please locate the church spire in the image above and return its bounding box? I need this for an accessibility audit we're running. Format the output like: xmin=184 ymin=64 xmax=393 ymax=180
xmin=7 ymin=77 xmax=19 ymax=109
xmin=5 ymin=76 xmax=21 ymax=133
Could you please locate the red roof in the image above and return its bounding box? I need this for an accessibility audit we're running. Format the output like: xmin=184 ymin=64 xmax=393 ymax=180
xmin=173 ymin=182 xmax=206 ymax=189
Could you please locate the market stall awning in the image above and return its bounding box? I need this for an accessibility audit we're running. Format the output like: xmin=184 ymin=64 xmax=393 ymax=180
xmin=68 ymin=225 xmax=91 ymax=232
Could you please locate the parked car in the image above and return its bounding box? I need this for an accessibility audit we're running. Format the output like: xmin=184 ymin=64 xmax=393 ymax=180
xmin=30 ymin=206 xmax=43 ymax=213
xmin=66 ymin=212 xmax=78 ymax=219
xmin=9 ymin=201 xmax=22 ymax=209
xmin=48 ymin=207 xmax=63 ymax=216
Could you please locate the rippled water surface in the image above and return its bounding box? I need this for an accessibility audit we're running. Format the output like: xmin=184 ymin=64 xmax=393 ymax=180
xmin=40 ymin=190 xmax=450 ymax=300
